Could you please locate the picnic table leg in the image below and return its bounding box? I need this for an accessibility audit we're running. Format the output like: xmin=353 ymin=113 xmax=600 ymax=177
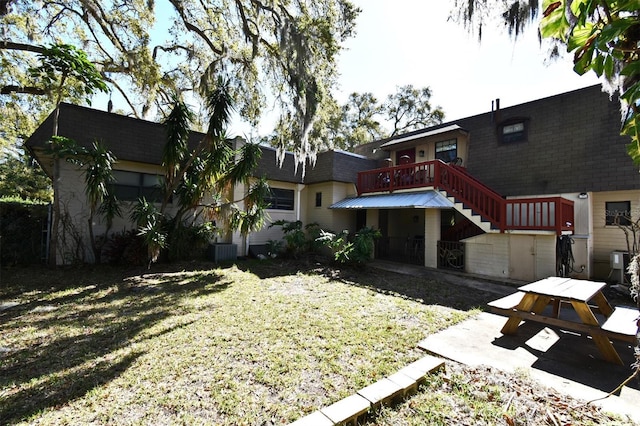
xmin=591 ymin=291 xmax=614 ymax=317
xmin=501 ymin=293 xmax=539 ymax=335
xmin=570 ymin=301 xmax=623 ymax=365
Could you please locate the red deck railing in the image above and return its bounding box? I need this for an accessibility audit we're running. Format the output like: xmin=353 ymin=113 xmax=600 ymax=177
xmin=357 ymin=160 xmax=574 ymax=235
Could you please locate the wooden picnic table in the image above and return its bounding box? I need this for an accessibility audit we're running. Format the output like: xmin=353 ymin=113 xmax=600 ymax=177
xmin=488 ymin=277 xmax=639 ymax=365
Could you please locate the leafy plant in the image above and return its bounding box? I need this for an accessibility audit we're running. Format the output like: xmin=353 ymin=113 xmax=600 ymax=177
xmin=317 ymin=226 xmax=381 ymax=265
xmin=266 ymin=239 xmax=284 ymax=258
xmin=268 ymin=220 xmax=321 ymax=258
xmin=101 ymin=229 xmax=147 ymax=266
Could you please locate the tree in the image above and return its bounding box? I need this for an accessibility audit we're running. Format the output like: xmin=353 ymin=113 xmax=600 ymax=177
xmin=134 ymin=78 xmax=270 ymax=266
xmin=385 ymin=85 xmax=445 ymax=136
xmin=339 ymin=92 xmax=386 ymax=150
xmin=29 ymin=44 xmax=109 ymax=265
xmin=1 ymin=0 xmax=359 ymax=170
xmin=82 ymin=142 xmax=121 ymax=264
xmin=0 ymin=151 xmax=51 ymax=202
xmin=319 ymin=86 xmax=445 ymax=151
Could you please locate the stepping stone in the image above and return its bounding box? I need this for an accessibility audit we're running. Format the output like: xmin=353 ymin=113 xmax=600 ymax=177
xmin=288 ymin=410 xmax=334 ymax=426
xmin=357 ymin=377 xmax=403 ymax=409
xmin=387 ymin=370 xmax=418 ymax=395
xmin=406 ymin=354 xmax=445 ymax=375
xmin=320 ymin=393 xmax=370 ymax=425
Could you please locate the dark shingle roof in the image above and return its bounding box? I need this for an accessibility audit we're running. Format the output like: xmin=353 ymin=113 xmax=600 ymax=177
xmin=25 ymin=103 xmax=373 ymax=185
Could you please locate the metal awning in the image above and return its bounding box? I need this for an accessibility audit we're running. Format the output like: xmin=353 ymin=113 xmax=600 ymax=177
xmin=329 ymin=190 xmax=454 ymax=209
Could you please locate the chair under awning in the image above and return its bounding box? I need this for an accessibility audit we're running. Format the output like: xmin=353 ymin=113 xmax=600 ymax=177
xmin=329 ymin=190 xmax=454 ymax=209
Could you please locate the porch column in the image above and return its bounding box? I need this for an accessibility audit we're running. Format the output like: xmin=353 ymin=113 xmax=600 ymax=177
xmin=424 ymin=209 xmax=441 ymax=268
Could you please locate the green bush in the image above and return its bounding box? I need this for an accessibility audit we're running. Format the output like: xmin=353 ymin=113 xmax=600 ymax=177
xmin=317 ymin=226 xmax=381 ymax=265
xmin=0 ymin=201 xmax=49 ymax=266
xmin=268 ymin=220 xmax=322 ymax=258
xmin=101 ymin=230 xmax=147 ymax=266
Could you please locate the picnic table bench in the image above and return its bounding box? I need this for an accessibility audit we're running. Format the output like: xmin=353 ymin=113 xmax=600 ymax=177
xmin=488 ymin=277 xmax=639 ymax=365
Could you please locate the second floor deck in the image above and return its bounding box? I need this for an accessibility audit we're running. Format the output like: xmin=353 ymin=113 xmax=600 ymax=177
xmin=357 ymin=160 xmax=574 ymax=235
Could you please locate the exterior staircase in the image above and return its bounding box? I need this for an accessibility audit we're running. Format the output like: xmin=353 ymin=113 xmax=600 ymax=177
xmin=357 ymin=159 xmax=574 ymax=235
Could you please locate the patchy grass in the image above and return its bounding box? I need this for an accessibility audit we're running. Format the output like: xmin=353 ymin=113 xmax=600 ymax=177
xmin=0 ymin=259 xmax=474 ymax=425
xmin=365 ymin=363 xmax=637 ymax=426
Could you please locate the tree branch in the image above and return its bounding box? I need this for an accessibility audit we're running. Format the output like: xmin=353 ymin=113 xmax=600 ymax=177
xmin=167 ymin=0 xmax=224 ymax=55
xmin=103 ymin=76 xmax=140 ymax=119
xmin=0 ymin=41 xmax=45 ymax=53
xmin=1 ymin=85 xmax=46 ymax=95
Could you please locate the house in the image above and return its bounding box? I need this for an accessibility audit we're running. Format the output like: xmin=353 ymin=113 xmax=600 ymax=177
xmin=24 ymin=103 xmax=376 ymax=264
xmin=347 ymin=84 xmax=639 ymax=282
xmin=25 ymin=85 xmax=640 ymax=283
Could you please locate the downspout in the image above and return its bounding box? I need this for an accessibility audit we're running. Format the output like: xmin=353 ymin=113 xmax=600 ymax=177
xmin=296 ymin=183 xmax=304 ymax=222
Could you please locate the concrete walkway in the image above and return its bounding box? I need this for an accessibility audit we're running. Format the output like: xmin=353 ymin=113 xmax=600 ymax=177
xmin=373 ymin=261 xmax=640 ymax=423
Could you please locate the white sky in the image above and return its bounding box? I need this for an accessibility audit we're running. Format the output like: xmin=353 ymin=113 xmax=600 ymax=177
xmin=334 ymin=0 xmax=601 ymax=122
xmin=100 ymin=1 xmax=602 ymax=136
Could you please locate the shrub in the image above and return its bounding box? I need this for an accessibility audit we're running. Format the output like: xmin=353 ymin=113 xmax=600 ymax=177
xmin=101 ymin=230 xmax=147 ymax=266
xmin=317 ymin=226 xmax=381 ymax=265
xmin=0 ymin=201 xmax=49 ymax=265
xmin=268 ymin=220 xmax=320 ymax=258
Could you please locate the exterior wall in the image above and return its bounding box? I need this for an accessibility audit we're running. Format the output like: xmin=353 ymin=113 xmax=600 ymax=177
xmin=56 ymin=160 xmax=93 ymax=263
xmin=244 ymin=181 xmax=302 ymax=248
xmin=305 ymin=181 xmax=358 ymax=233
xmin=464 ymin=233 xmax=510 ymax=279
xmin=55 ymin=159 xmax=211 ymax=264
xmin=424 ymin=209 xmax=440 ymax=268
xmin=384 ymin=133 xmax=470 ymax=166
xmin=591 ymin=189 xmax=640 ymax=280
xmin=465 ymin=233 xmax=557 ymax=282
xmin=533 ymin=234 xmax=557 ymax=279
xmin=463 ymin=86 xmax=637 ymax=197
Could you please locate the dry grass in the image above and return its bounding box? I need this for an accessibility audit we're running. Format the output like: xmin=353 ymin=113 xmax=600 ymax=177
xmin=2 ymin=258 xmax=636 ymax=426
xmin=1 ymin=259 xmax=472 ymax=425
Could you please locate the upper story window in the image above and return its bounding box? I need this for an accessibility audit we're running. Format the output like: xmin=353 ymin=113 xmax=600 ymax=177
xmin=605 ymin=201 xmax=631 ymax=226
xmin=315 ymin=192 xmax=322 ymax=207
xmin=499 ymin=119 xmax=528 ymax=143
xmin=435 ymin=139 xmax=457 ymax=162
xmin=265 ymin=188 xmax=294 ymax=210
xmin=112 ymin=170 xmax=164 ymax=202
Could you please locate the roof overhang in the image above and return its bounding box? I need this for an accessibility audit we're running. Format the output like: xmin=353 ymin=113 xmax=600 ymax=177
xmin=380 ymin=124 xmax=468 ymax=150
xmin=329 ymin=190 xmax=454 ymax=209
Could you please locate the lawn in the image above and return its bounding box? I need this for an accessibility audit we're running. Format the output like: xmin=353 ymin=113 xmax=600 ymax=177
xmin=0 ymin=259 xmax=473 ymax=425
xmin=1 ymin=259 xmax=635 ymax=425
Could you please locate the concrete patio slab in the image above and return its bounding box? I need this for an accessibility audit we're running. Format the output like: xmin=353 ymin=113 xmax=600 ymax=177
xmin=418 ymin=312 xmax=640 ymax=423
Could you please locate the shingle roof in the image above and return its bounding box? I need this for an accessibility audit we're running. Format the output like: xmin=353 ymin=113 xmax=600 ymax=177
xmin=25 ymin=103 xmax=373 ymax=185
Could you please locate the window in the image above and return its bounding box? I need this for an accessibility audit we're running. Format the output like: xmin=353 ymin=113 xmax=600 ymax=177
xmin=606 ymin=201 xmax=631 ymax=226
xmin=112 ymin=170 xmax=164 ymax=202
xmin=499 ymin=119 xmax=527 ymax=143
xmin=315 ymin=192 xmax=322 ymax=207
xmin=265 ymin=188 xmax=294 ymax=210
xmin=435 ymin=139 xmax=457 ymax=162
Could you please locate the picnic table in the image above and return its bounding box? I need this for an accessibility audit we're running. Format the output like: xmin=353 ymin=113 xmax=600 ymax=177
xmin=488 ymin=277 xmax=639 ymax=365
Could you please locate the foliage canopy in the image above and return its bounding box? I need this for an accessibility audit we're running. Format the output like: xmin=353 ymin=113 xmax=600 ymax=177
xmin=0 ymin=0 xmax=359 ymax=169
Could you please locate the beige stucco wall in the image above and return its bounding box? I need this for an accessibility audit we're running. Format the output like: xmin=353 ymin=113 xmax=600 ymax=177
xmin=533 ymin=234 xmax=557 ymax=279
xmin=243 ymin=181 xmax=304 ymax=249
xmin=464 ymin=233 xmax=510 ymax=279
xmin=304 ymin=181 xmax=358 ymax=233
xmin=424 ymin=209 xmax=440 ymax=268
xmin=386 ymin=133 xmax=470 ymax=165
xmin=591 ymin=189 xmax=640 ymax=280
xmin=56 ymin=159 xmax=206 ymax=263
xmin=465 ymin=232 xmax=557 ymax=282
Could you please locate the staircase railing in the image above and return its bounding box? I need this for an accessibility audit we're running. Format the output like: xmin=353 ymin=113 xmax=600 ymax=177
xmin=357 ymin=160 xmax=574 ymax=235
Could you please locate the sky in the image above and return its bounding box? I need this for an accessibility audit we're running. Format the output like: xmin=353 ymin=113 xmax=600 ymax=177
xmin=332 ymin=0 xmax=601 ymax=123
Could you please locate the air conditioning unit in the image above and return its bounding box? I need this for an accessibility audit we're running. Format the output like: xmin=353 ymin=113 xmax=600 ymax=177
xmin=208 ymin=243 xmax=237 ymax=262
xmin=610 ymin=251 xmax=626 ymax=270
xmin=610 ymin=251 xmax=629 ymax=284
